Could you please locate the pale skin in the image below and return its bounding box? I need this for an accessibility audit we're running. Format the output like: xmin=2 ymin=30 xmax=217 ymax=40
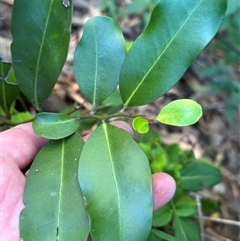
xmin=0 ymin=122 xmax=176 ymax=240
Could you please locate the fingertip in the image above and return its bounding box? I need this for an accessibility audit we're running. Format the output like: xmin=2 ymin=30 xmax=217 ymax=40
xmin=110 ymin=121 xmax=134 ymax=136
xmin=152 ymin=173 xmax=176 ymax=211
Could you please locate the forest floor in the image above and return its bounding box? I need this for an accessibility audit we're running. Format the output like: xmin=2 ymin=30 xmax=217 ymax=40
xmin=1 ymin=0 xmax=239 ymax=240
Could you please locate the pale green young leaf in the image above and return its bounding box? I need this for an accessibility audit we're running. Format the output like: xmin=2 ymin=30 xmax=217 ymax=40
xmin=132 ymin=116 xmax=149 ymax=133
xmin=155 ymin=99 xmax=202 ymax=126
xmin=11 ymin=111 xmax=33 ymax=123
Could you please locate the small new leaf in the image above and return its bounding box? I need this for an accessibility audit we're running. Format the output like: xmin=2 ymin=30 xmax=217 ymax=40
xmin=132 ymin=117 xmax=149 ymax=134
xmin=155 ymin=99 xmax=202 ymax=126
xmin=33 ymin=113 xmax=79 ymax=139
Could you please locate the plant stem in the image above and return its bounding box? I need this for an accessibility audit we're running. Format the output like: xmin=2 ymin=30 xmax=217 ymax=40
xmin=0 ymin=118 xmax=34 ymax=126
xmin=67 ymin=105 xmax=81 ymax=115
xmin=78 ymin=111 xmax=156 ymax=122
xmin=0 ymin=110 xmax=156 ymax=127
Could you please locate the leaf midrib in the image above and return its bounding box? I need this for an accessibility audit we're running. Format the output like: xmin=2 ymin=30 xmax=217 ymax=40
xmin=38 ymin=117 xmax=77 ymax=125
xmin=92 ymin=23 xmax=98 ymax=108
xmin=56 ymin=139 xmax=65 ymax=239
xmin=124 ymin=0 xmax=203 ymax=107
xmin=34 ymin=1 xmax=54 ymax=109
xmin=103 ymin=124 xmax=122 ymax=237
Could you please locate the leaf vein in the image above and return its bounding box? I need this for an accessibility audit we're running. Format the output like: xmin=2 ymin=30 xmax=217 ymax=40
xmin=34 ymin=1 xmax=54 ymax=108
xmin=103 ymin=124 xmax=122 ymax=237
xmin=56 ymin=139 xmax=65 ymax=237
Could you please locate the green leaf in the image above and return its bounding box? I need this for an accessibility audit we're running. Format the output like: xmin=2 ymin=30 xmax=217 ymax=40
xmin=147 ymin=229 xmax=179 ymax=241
xmin=73 ymin=16 xmax=126 ymax=108
xmin=172 ymin=203 xmax=187 ymax=241
xmin=180 ymin=218 xmax=201 ymax=241
xmin=20 ymin=133 xmax=89 ymax=241
xmin=119 ymin=0 xmax=227 ymax=107
xmin=11 ymin=111 xmax=33 ymax=123
xmin=180 ymin=159 xmax=223 ymax=191
xmin=155 ymin=99 xmax=202 ymax=126
xmin=33 ymin=112 xmax=80 ymax=139
xmin=175 ymin=196 xmax=197 ymax=217
xmin=0 ymin=68 xmax=20 ymax=114
xmin=132 ymin=116 xmax=149 ymax=133
xmin=150 ymin=154 xmax=167 ymax=173
xmin=78 ymin=123 xmax=153 ymax=241
xmin=0 ymin=60 xmax=11 ymax=80
xmin=152 ymin=204 xmax=172 ymax=227
xmin=101 ymin=89 xmax=123 ymax=114
xmin=139 ymin=142 xmax=153 ymax=160
xmin=165 ymin=144 xmax=180 ymax=163
xmin=11 ymin=0 xmax=72 ymax=110
xmin=201 ymin=198 xmax=221 ymax=213
xmin=125 ymin=41 xmax=133 ymax=52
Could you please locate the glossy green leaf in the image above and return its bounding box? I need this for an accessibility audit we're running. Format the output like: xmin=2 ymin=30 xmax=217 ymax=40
xmin=132 ymin=116 xmax=149 ymax=133
xmin=119 ymin=0 xmax=227 ymax=107
xmin=20 ymin=133 xmax=89 ymax=241
xmin=175 ymin=196 xmax=197 ymax=217
xmin=152 ymin=204 xmax=172 ymax=227
xmin=180 ymin=218 xmax=201 ymax=241
xmin=74 ymin=16 xmax=126 ymax=108
xmin=155 ymin=99 xmax=202 ymax=126
xmin=11 ymin=0 xmax=72 ymax=110
xmin=33 ymin=112 xmax=80 ymax=139
xmin=180 ymin=159 xmax=222 ymax=191
xmin=78 ymin=123 xmax=153 ymax=241
xmin=0 ymin=68 xmax=20 ymax=114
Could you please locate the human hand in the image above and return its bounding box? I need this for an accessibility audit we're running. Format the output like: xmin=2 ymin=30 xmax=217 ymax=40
xmin=0 ymin=122 xmax=176 ymax=241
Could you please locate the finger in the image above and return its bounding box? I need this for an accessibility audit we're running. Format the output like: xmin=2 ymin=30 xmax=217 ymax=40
xmin=110 ymin=121 xmax=134 ymax=136
xmin=1 ymin=123 xmax=48 ymax=170
xmin=152 ymin=173 xmax=176 ymax=211
xmin=86 ymin=172 xmax=175 ymax=241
